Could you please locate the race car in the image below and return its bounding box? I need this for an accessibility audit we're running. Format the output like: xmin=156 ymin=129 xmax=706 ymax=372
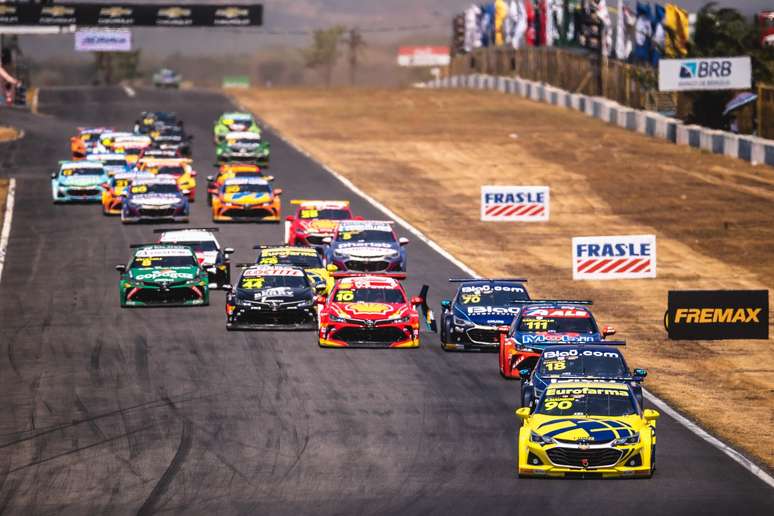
xmin=155 ymin=228 xmax=233 ymax=288
xmin=226 ymin=265 xmax=320 ymax=330
xmin=520 ymin=343 xmax=647 ymax=409
xmin=116 ymin=244 xmax=209 ymax=307
xmin=51 ymin=160 xmax=109 ymax=203
xmin=153 ymin=68 xmax=182 ymax=89
xmin=94 ymin=131 xmax=136 ymax=152
xmin=317 ymin=274 xmax=432 ymax=348
xmin=101 ymin=170 xmax=155 ymax=215
xmin=211 ymin=177 xmax=281 ymax=222
xmin=121 ymin=176 xmax=189 ymax=224
xmin=113 ymin=135 xmax=153 ymax=165
xmin=134 ymin=111 xmax=181 ymax=135
xmin=85 ymin=152 xmax=131 ymax=176
xmin=285 ymin=200 xmax=356 ymax=247
xmin=137 ymin=157 xmax=197 ymax=202
xmin=150 ymin=125 xmax=191 ymax=157
xmin=253 ymin=244 xmax=334 ymax=293
xmin=213 ymin=112 xmax=260 ymax=143
xmin=498 ymin=301 xmax=617 ymax=379
xmin=140 ymin=148 xmax=181 ymax=160
xmin=439 ymin=278 xmax=530 ymax=351
xmin=322 ymin=220 xmax=408 ymax=273
xmin=515 ymin=381 xmax=659 ymax=478
xmin=206 ymin=163 xmax=263 ymax=206
xmin=70 ymin=127 xmax=112 ymax=158
xmin=215 ymin=131 xmax=270 ymax=165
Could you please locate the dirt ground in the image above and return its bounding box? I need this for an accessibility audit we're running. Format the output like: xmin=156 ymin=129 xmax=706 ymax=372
xmin=0 ymin=126 xmax=19 ymax=142
xmin=0 ymin=179 xmax=7 ymax=229
xmin=233 ymin=87 xmax=774 ymax=469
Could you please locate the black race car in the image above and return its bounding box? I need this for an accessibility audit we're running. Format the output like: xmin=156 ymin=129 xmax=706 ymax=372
xmin=439 ymin=278 xmax=530 ymax=351
xmin=151 ymin=126 xmax=192 ymax=157
xmin=520 ymin=342 xmax=647 ymax=409
xmin=225 ymin=264 xmax=323 ymax=330
xmin=134 ymin=111 xmax=182 ymax=135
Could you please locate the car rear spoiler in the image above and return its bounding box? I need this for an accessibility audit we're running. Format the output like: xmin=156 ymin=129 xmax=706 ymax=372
xmin=544 ymin=340 xmax=626 ymax=346
xmin=418 ymin=284 xmax=438 ymax=332
xmin=129 ymin=243 xmax=193 ymax=248
xmin=236 ymin=262 xmax=258 ymax=268
xmin=252 ymin=243 xmax=297 ymax=249
xmin=507 ymin=299 xmax=593 ymax=305
xmin=153 ymin=227 xmax=219 ymax=233
xmin=449 ymin=278 xmax=528 ymax=283
xmin=332 ymin=272 xmax=407 ymax=280
xmin=290 ymin=199 xmax=350 ymax=205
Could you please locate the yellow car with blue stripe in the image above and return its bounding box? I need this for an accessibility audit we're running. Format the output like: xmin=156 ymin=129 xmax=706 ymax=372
xmin=211 ymin=177 xmax=282 ymax=222
xmin=253 ymin=245 xmax=335 ymax=293
xmin=515 ymin=381 xmax=659 ymax=478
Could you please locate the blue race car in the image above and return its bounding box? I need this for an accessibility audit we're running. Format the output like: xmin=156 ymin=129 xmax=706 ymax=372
xmin=121 ymin=175 xmax=189 ymax=224
xmin=519 ymin=342 xmax=646 ymax=409
xmin=85 ymin=153 xmax=132 ymax=176
xmin=498 ymin=300 xmax=618 ymax=379
xmin=439 ymin=278 xmax=530 ymax=351
xmin=51 ymin=160 xmax=109 ymax=203
xmin=322 ymin=220 xmax=408 ymax=273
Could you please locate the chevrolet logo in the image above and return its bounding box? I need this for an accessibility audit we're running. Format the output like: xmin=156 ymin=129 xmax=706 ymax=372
xmin=216 ymin=7 xmax=248 ymax=19
xmin=100 ymin=7 xmax=133 ymax=18
xmin=577 ymin=439 xmax=590 ymax=450
xmin=0 ymin=6 xmax=17 ymax=15
xmin=42 ymin=6 xmax=75 ymax=16
xmin=158 ymin=7 xmax=191 ymax=19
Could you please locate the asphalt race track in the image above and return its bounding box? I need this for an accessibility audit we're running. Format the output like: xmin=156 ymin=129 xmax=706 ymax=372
xmin=0 ymin=87 xmax=771 ymax=515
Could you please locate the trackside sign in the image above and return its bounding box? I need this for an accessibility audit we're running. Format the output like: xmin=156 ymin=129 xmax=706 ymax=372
xmin=481 ymin=186 xmax=549 ymax=222
xmin=75 ymin=30 xmax=132 ymax=52
xmin=665 ymin=290 xmax=768 ymax=340
xmin=572 ymin=234 xmax=656 ymax=280
xmin=658 ymin=57 xmax=751 ymax=92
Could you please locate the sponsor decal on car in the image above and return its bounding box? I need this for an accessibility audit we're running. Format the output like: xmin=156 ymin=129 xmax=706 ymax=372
xmin=572 ymin=234 xmax=656 ymax=280
xmin=481 ymin=186 xmax=549 ymax=222
xmin=664 ymin=290 xmax=768 ymax=340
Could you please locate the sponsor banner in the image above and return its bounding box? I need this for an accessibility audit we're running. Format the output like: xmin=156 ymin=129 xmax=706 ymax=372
xmin=665 ymin=290 xmax=768 ymax=340
xmin=0 ymin=3 xmax=263 ymax=27
xmin=75 ymin=30 xmax=132 ymax=52
xmin=222 ymin=75 xmax=250 ymax=89
xmin=572 ymin=234 xmax=656 ymax=280
xmin=659 ymin=57 xmax=751 ymax=92
xmin=481 ymin=186 xmax=549 ymax=222
xmin=397 ymin=46 xmax=450 ymax=67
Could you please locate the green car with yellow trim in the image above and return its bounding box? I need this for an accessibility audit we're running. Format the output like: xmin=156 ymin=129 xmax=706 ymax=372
xmin=213 ymin=112 xmax=261 ymax=144
xmin=115 ymin=244 xmax=209 ymax=307
xmin=253 ymin=245 xmax=335 ymax=293
xmin=515 ymin=381 xmax=659 ymax=478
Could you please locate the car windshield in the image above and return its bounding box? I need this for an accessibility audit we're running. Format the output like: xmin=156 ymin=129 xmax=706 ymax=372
xmin=518 ymin=313 xmax=596 ymax=333
xmin=222 ymin=183 xmax=270 ymax=194
xmin=239 ymin=274 xmax=308 ymax=289
xmin=258 ymin=253 xmax=322 ymax=268
xmin=131 ymin=183 xmax=179 ymax=195
xmin=148 ymin=166 xmax=185 ymax=176
xmin=335 ymin=229 xmax=395 ymax=243
xmin=103 ymin=159 xmax=127 ymax=167
xmin=170 ymin=241 xmax=218 ymax=253
xmin=538 ymin=350 xmax=626 ymax=377
xmin=60 ymin=167 xmax=103 ymax=176
xmin=333 ymin=287 xmax=405 ymax=304
xmin=299 ymin=208 xmax=351 ymax=220
xmin=123 ymin=148 xmax=143 ymax=156
xmin=536 ymin=386 xmax=637 ymax=417
xmin=131 ymin=253 xmax=196 ymax=268
xmin=456 ymin=283 xmax=529 ymax=306
xmin=232 ymin=138 xmax=259 ymax=145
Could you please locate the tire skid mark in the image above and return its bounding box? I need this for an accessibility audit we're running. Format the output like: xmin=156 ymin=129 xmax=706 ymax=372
xmin=136 ymin=420 xmax=193 ymax=516
xmin=90 ymin=338 xmax=104 ymax=387
xmin=134 ymin=335 xmax=150 ymax=388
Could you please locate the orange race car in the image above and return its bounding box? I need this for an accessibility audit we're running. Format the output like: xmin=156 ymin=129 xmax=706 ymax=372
xmin=206 ymin=163 xmax=263 ymax=205
xmin=137 ymin=157 xmax=198 ymax=202
xmin=211 ymin=177 xmax=282 ymax=222
xmin=70 ymin=127 xmax=112 ymax=159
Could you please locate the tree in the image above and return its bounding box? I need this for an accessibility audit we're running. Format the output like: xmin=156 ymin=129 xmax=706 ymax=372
xmin=343 ymin=28 xmax=366 ymax=86
xmin=303 ymin=25 xmax=345 ymax=87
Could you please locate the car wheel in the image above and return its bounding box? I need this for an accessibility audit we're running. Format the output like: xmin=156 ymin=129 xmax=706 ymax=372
xmin=521 ymin=386 xmax=534 ymax=408
xmin=439 ymin=314 xmax=448 ymax=344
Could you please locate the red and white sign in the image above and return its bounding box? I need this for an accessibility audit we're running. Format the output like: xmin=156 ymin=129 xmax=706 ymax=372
xmin=572 ymin=234 xmax=657 ymax=280
xmin=397 ymin=46 xmax=450 ymax=67
xmin=481 ymin=186 xmax=549 ymax=222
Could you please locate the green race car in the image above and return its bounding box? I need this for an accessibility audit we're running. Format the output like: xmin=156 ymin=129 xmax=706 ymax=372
xmin=213 ymin=112 xmax=260 ymax=144
xmin=215 ymin=131 xmax=270 ymax=165
xmin=115 ymin=244 xmax=210 ymax=307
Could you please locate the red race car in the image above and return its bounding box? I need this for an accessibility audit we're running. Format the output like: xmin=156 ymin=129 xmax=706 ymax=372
xmin=285 ymin=199 xmax=357 ymax=247
xmin=317 ymin=273 xmax=433 ymax=348
xmin=497 ymin=301 xmax=618 ymax=379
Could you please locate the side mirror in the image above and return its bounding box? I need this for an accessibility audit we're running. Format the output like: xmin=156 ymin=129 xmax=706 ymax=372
xmin=206 ymin=175 xmax=214 ymax=182
xmin=314 ymin=284 xmax=327 ymax=294
xmin=398 ymin=237 xmax=409 ymax=246
xmin=188 ymin=135 xmax=194 ymax=141
xmin=440 ymin=299 xmax=451 ymax=309
xmin=519 ymin=368 xmax=531 ymax=379
xmin=602 ymin=325 xmax=616 ymax=337
xmin=190 ymin=171 xmax=197 ymax=177
xmin=633 ymin=368 xmax=648 ymax=379
xmin=497 ymin=325 xmax=510 ymax=334
xmin=222 ymin=284 xmax=232 ymax=290
xmin=322 ymin=237 xmax=332 ymax=245
xmin=274 ymin=188 xmax=283 ymax=196
xmin=224 ymin=248 xmax=235 ymax=255
xmin=514 ymin=407 xmax=531 ymax=420
xmin=286 ymin=215 xmax=295 ymax=221
xmin=115 ymin=264 xmax=126 ymax=273
xmin=354 ymin=216 xmax=364 ymax=220
xmin=326 ymin=263 xmax=338 ymax=272
xmin=51 ymin=172 xmax=57 ymax=179
xmin=314 ymin=295 xmax=326 ymax=305
xmin=643 ymin=409 xmax=660 ymax=423
xmin=410 ymin=296 xmax=423 ymax=306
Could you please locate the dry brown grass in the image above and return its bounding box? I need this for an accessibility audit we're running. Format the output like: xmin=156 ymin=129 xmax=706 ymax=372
xmin=0 ymin=179 xmax=8 ymax=228
xmin=232 ymin=87 xmax=774 ymax=470
xmin=0 ymin=126 xmax=20 ymax=142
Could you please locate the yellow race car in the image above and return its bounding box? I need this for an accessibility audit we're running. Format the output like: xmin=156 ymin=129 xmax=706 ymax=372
xmin=515 ymin=381 xmax=659 ymax=478
xmin=211 ymin=177 xmax=281 ymax=222
xmin=137 ymin=157 xmax=197 ymax=202
xmin=253 ymin=245 xmax=335 ymax=293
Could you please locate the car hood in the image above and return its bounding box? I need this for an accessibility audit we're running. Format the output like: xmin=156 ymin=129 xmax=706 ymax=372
xmin=517 ymin=332 xmax=601 ymax=346
xmin=130 ymin=193 xmax=182 ymax=205
xmin=332 ymin=242 xmax=399 ymax=258
xmin=236 ymin=286 xmax=311 ymax=302
xmin=330 ymin=301 xmax=408 ymax=321
xmin=57 ymin=175 xmax=104 ymax=186
xmin=529 ymin=415 xmax=643 ymax=443
xmin=222 ymin=192 xmax=272 ymax=204
xmin=298 ymin=219 xmax=339 ymax=234
xmin=129 ymin=266 xmax=199 ymax=282
xmin=453 ymin=304 xmax=518 ymax=326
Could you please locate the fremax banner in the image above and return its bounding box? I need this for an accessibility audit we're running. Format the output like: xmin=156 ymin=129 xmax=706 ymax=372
xmin=572 ymin=234 xmax=656 ymax=280
xmin=480 ymin=186 xmax=549 ymax=222
xmin=664 ymin=290 xmax=768 ymax=340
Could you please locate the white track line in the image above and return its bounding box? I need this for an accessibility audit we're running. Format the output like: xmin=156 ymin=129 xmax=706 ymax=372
xmin=0 ymin=178 xmax=16 ymax=284
xmin=122 ymin=85 xmax=136 ymax=98
xmin=238 ymin=100 xmax=774 ymax=487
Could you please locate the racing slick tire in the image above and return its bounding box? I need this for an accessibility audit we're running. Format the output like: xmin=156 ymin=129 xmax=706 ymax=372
xmin=520 ymin=386 xmax=534 ymax=408
xmin=647 ymin=445 xmax=656 ymax=478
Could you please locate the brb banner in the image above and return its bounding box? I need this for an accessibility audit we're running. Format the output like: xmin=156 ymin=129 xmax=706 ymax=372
xmin=658 ymin=57 xmax=751 ymax=92
xmin=664 ymin=290 xmax=768 ymax=340
xmin=481 ymin=186 xmax=549 ymax=222
xmin=572 ymin=234 xmax=656 ymax=280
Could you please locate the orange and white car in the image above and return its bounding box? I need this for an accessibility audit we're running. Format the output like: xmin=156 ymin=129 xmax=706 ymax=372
xmin=137 ymin=157 xmax=197 ymax=202
xmin=206 ymin=163 xmax=263 ymax=205
xmin=70 ymin=127 xmax=113 ymax=158
xmin=211 ymin=177 xmax=282 ymax=222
